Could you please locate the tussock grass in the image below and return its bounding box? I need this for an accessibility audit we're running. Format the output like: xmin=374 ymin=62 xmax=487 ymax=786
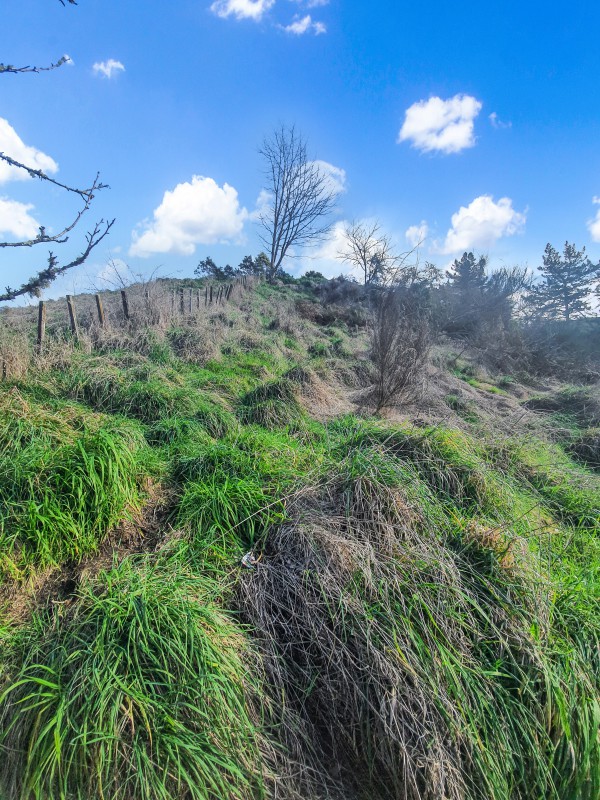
xmin=0 ymin=554 xmax=265 ymax=800
xmin=567 ymin=427 xmax=600 ymax=471
xmin=0 ymin=392 xmax=148 ymax=577
xmin=173 ymin=428 xmax=310 ymax=556
xmin=53 ymin=360 xmax=201 ymax=423
xmin=237 ymin=379 xmax=305 ymax=429
xmin=237 ymin=424 xmax=600 ymax=800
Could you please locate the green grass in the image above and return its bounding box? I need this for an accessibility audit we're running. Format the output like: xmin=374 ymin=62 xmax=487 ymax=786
xmin=0 ymin=392 xmax=149 ymax=578
xmin=0 ymin=289 xmax=599 ymax=800
xmin=0 ymin=554 xmax=264 ymax=800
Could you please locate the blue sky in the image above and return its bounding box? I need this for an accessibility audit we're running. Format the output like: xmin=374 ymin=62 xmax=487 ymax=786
xmin=1 ymin=0 xmax=600 ymax=299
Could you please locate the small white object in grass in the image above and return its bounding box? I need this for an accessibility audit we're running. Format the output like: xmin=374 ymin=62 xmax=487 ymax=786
xmin=241 ymin=551 xmax=259 ymax=569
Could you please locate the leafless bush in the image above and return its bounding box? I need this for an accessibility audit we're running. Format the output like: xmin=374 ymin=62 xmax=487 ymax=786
xmin=369 ymin=288 xmax=431 ymax=411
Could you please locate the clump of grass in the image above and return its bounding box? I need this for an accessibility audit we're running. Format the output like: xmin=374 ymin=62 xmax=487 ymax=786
xmin=0 ymin=554 xmax=265 ymax=800
xmin=445 ymin=393 xmax=479 ymax=422
xmin=567 ymin=428 xmax=600 ymax=472
xmin=0 ymin=392 xmax=148 ymax=576
xmin=194 ymin=396 xmax=237 ymax=438
xmin=167 ymin=326 xmax=215 ymax=363
xmin=237 ymin=379 xmax=305 ymax=429
xmin=145 ymin=416 xmax=212 ymax=447
xmin=55 ymin=361 xmax=201 ymax=423
xmin=501 ymin=436 xmax=600 ymax=529
xmin=524 ymin=386 xmax=600 ymax=428
xmin=173 ymin=428 xmax=310 ymax=557
xmin=237 ymin=423 xmax=600 ymax=800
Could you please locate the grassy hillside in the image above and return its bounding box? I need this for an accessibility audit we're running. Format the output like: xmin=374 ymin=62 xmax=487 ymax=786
xmin=0 ymin=279 xmax=598 ymax=800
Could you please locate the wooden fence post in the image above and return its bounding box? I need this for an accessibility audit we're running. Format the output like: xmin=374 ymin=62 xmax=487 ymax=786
xmin=179 ymin=288 xmax=185 ymax=314
xmin=171 ymin=291 xmax=176 ymax=316
xmin=95 ymin=294 xmax=105 ymax=328
xmin=66 ymin=295 xmax=78 ymax=339
xmin=121 ymin=290 xmax=130 ymax=321
xmin=189 ymin=288 xmax=193 ymax=313
xmin=196 ymin=290 xmax=201 ymax=310
xmin=37 ymin=301 xmax=46 ymax=352
xmin=209 ymin=285 xmax=213 ymax=305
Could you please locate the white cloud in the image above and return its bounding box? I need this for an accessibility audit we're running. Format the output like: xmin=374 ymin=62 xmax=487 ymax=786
xmin=283 ymin=14 xmax=326 ymax=34
xmin=92 ymin=59 xmax=125 ymax=79
xmin=129 ymin=175 xmax=248 ymax=257
xmin=587 ymin=196 xmax=600 ymax=243
xmin=210 ymin=0 xmax=275 ymax=20
xmin=0 ymin=197 xmax=40 ymax=240
xmin=437 ymin=195 xmax=526 ymax=255
xmin=398 ymin=94 xmax=483 ymax=155
xmin=489 ymin=111 xmax=512 ymax=130
xmin=291 ymin=0 xmax=329 ymax=6
xmin=405 ymin=221 xmax=429 ymax=248
xmin=0 ymin=118 xmax=58 ymax=183
xmin=300 ymin=220 xmax=352 ymax=278
xmin=311 ymin=160 xmax=346 ymax=194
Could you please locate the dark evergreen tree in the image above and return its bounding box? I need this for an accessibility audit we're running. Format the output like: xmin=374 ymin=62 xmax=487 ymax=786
xmin=532 ymin=242 xmax=599 ymax=321
xmin=446 ymin=252 xmax=487 ymax=292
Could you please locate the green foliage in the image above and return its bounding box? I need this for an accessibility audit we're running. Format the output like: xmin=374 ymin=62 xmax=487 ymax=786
xmin=0 ymin=555 xmax=264 ymax=800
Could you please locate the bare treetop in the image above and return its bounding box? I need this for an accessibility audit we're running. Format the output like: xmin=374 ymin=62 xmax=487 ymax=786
xmin=258 ymin=125 xmax=337 ymax=282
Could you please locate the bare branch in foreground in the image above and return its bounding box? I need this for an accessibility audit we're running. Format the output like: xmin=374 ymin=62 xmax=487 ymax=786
xmin=0 ymin=219 xmax=115 ymax=302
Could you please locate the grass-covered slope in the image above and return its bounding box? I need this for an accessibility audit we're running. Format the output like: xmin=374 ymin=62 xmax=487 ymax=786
xmin=0 ymin=280 xmax=598 ymax=800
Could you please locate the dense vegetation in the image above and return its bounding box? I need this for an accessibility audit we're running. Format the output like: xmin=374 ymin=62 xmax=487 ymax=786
xmin=0 ymin=278 xmax=598 ymax=799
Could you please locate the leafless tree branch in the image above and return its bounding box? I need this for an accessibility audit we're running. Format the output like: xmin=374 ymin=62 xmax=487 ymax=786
xmin=0 ymin=55 xmax=71 ymax=75
xmin=0 ymin=219 xmax=115 ymax=302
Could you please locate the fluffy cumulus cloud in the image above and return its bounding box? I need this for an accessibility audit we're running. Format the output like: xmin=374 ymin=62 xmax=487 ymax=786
xmin=437 ymin=195 xmax=526 ymax=255
xmin=92 ymin=59 xmax=125 ymax=78
xmin=405 ymin=221 xmax=429 ymax=248
xmin=587 ymin=196 xmax=600 ymax=243
xmin=129 ymin=175 xmax=248 ymax=257
xmin=0 ymin=197 xmax=40 ymax=240
xmin=398 ymin=94 xmax=483 ymax=155
xmin=0 ymin=118 xmax=58 ymax=183
xmin=283 ymin=14 xmax=326 ymax=34
xmin=210 ymin=0 xmax=275 ymax=20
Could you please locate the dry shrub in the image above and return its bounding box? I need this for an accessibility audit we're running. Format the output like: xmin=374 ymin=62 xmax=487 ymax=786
xmin=369 ymin=289 xmax=431 ymax=411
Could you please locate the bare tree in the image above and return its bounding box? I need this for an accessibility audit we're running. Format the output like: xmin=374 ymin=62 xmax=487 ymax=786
xmin=0 ymin=0 xmax=113 ymax=302
xmin=258 ymin=125 xmax=337 ymax=283
xmin=338 ymin=220 xmax=400 ymax=285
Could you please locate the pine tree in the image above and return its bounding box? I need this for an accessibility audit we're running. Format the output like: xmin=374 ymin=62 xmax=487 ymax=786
xmin=533 ymin=242 xmax=599 ymax=321
xmin=446 ymin=252 xmax=488 ymax=292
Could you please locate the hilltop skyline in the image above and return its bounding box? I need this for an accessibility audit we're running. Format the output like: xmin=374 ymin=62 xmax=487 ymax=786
xmin=1 ymin=0 xmax=600 ymax=299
